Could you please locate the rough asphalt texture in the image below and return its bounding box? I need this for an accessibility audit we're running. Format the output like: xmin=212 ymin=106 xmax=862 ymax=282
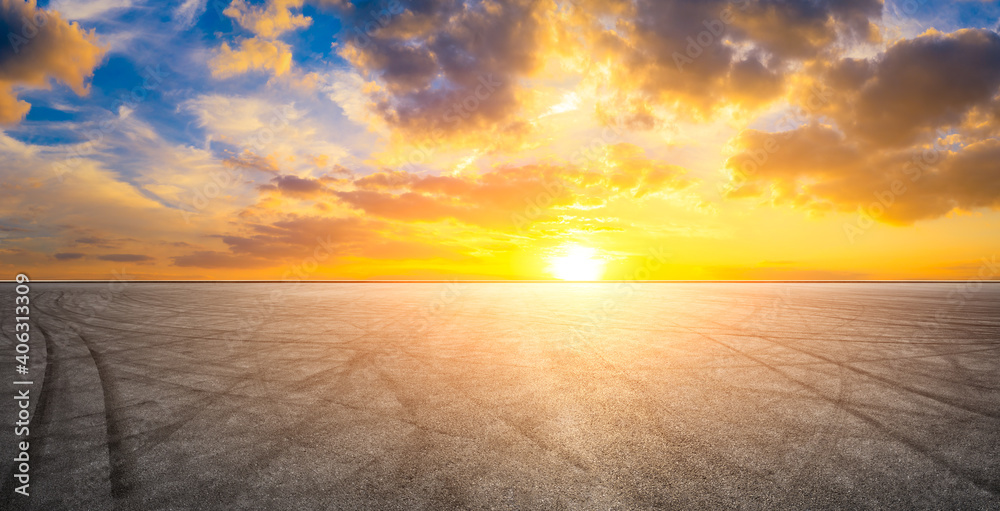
xmin=1 ymin=283 xmax=998 ymax=510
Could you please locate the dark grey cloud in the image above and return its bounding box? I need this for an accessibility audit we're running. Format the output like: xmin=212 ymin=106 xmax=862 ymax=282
xmin=97 ymin=254 xmax=155 ymax=262
xmin=817 ymin=28 xmax=1000 ymax=146
xmin=258 ymin=174 xmax=328 ymax=197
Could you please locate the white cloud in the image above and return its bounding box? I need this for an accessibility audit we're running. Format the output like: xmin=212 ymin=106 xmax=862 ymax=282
xmin=53 ymin=0 xmax=135 ymax=20
xmin=322 ymin=70 xmax=384 ymax=134
xmin=173 ymin=0 xmax=207 ymax=29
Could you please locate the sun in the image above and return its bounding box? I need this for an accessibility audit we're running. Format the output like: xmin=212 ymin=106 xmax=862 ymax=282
xmin=547 ymin=244 xmax=606 ymax=281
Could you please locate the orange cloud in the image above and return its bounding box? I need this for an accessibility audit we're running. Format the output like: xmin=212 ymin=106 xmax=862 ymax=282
xmin=724 ymin=28 xmax=1000 ymax=225
xmin=0 ymin=0 xmax=106 ymax=123
xmin=167 ymin=142 xmax=698 ymax=271
xmin=330 ymin=148 xmax=694 ymax=230
xmin=299 ymin=164 xmax=584 ymax=230
xmin=209 ymin=0 xmax=316 ymax=79
xmin=172 ymin=215 xmax=471 ymax=271
xmin=725 ymin=123 xmax=1000 ymax=224
xmin=210 ymin=37 xmax=294 ymax=78
xmin=223 ymin=0 xmax=311 ymax=38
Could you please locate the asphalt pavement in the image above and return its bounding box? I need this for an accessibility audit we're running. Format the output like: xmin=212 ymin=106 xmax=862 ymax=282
xmin=1 ymin=282 xmax=998 ymax=509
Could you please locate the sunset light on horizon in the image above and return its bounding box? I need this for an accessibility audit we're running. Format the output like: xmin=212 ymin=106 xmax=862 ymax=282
xmin=547 ymin=244 xmax=607 ymax=280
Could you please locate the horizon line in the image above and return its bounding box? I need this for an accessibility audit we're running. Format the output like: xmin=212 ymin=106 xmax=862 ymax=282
xmin=5 ymin=279 xmax=1000 ymax=284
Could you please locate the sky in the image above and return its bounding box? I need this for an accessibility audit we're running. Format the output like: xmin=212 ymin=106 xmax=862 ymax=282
xmin=1 ymin=0 xmax=999 ymax=280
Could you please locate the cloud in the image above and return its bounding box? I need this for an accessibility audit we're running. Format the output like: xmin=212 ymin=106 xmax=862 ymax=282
xmin=53 ymin=0 xmax=133 ymax=20
xmin=330 ymin=0 xmax=886 ymax=146
xmin=96 ymin=253 xmax=154 ymax=262
xmin=54 ymin=252 xmax=85 ymax=260
xmin=330 ymin=144 xmax=695 ymax=229
xmin=224 ymin=152 xmax=281 ymax=174
xmin=724 ymin=28 xmax=1000 ymax=225
xmin=335 ymin=0 xmax=551 ymax=146
xmin=602 ymin=143 xmax=695 ymax=198
xmin=210 ymin=37 xmax=294 ymax=78
xmin=724 ymin=123 xmax=1000 ymax=224
xmin=258 ymin=174 xmax=328 ymax=197
xmin=594 ymin=0 xmax=883 ymax=119
xmin=207 ymin=0 xmax=312 ymax=79
xmin=0 ymin=0 xmax=107 ymax=123
xmin=171 ymin=250 xmax=275 ymax=268
xmin=0 ymin=83 xmax=30 ymax=123
xmin=174 ymin=0 xmax=208 ymax=28
xmin=808 ymin=28 xmax=1000 ymax=146
xmin=171 ymin=214 xmax=470 ymax=269
xmin=729 ymin=0 xmax=881 ymax=60
xmin=183 ymin=95 xmax=303 ymax=140
xmin=168 ymin=141 xmax=698 ymax=271
xmin=223 ymin=0 xmax=310 ymax=39
xmin=0 ymin=120 xmax=254 ymax=278
xmin=180 ymin=94 xmax=352 ymax=173
xmin=74 ymin=236 xmax=124 ymax=248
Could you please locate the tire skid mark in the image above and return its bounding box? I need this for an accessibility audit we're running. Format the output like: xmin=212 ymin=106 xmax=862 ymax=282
xmin=680 ymin=323 xmax=1000 ymax=497
xmin=382 ymin=353 xmax=598 ymax=476
xmin=322 ymin=315 xmax=602 ymax=478
xmin=72 ymin=328 xmax=139 ymax=503
xmin=750 ymin=328 xmax=1000 ymax=419
xmin=712 ymin=297 xmax=1000 ymax=494
xmin=65 ymin=318 xmax=288 ymax=505
xmin=111 ymin=348 xmax=283 ymax=463
xmin=707 ymin=300 xmax=1000 ymax=421
xmin=32 ymin=306 xmax=259 ymax=374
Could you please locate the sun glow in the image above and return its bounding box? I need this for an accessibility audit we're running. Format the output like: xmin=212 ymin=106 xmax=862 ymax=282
xmin=547 ymin=244 xmax=606 ymax=281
